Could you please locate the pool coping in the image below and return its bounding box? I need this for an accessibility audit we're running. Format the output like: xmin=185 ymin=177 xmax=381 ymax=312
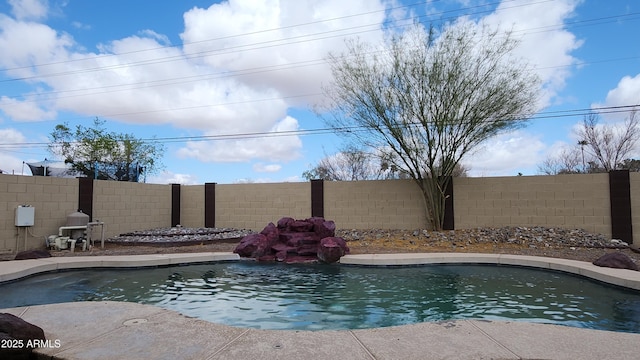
xmin=0 ymin=252 xmax=240 ymax=283
xmin=340 ymin=253 xmax=640 ymax=290
xmin=2 ymin=252 xmax=640 ymax=360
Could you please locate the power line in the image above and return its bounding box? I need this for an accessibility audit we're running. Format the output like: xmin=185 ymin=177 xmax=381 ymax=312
xmin=0 ymin=0 xmax=636 ymax=137
xmin=5 ymin=50 xmax=638 ymax=109
xmin=0 ymin=1 xmax=436 ymax=76
xmin=1 ymin=104 xmax=637 ymax=150
xmin=1 ymin=8 xmax=638 ymax=109
xmin=4 ymin=0 xmax=539 ymax=79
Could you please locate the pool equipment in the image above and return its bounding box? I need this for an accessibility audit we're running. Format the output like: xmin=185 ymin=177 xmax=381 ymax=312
xmin=47 ymin=210 xmax=104 ymax=251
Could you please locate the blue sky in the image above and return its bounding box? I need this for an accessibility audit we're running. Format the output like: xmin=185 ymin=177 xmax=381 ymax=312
xmin=0 ymin=0 xmax=638 ymax=184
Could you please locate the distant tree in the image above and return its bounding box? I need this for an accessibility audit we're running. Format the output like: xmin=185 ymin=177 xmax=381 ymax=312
xmin=320 ymin=22 xmax=540 ymax=229
xmin=619 ymin=158 xmax=640 ymax=172
xmin=301 ymin=165 xmax=331 ymax=181
xmin=539 ymin=109 xmax=640 ymax=175
xmin=302 ymin=145 xmax=402 ymax=181
xmin=446 ymin=163 xmax=470 ymax=177
xmin=48 ymin=117 xmax=164 ymax=181
xmin=538 ymin=147 xmax=582 ymax=175
xmin=380 ymin=150 xmax=469 ymax=178
xmin=576 ymin=110 xmax=639 ymax=171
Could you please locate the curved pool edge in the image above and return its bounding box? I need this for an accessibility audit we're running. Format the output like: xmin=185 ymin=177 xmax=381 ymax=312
xmin=340 ymin=253 xmax=640 ymax=290
xmin=0 ymin=252 xmax=240 ymax=283
xmin=3 ymin=301 xmax=639 ymax=360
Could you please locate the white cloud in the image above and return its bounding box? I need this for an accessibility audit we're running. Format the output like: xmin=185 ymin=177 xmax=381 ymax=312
xmin=599 ymin=74 xmax=640 ymax=110
xmin=0 ymin=96 xmax=56 ymax=121
xmin=234 ymin=177 xmax=274 ymax=184
xmin=9 ymin=0 xmax=48 ymax=21
xmin=465 ymin=131 xmax=546 ymax=176
xmin=0 ymin=128 xmax=29 ymax=174
xmin=0 ymin=128 xmax=26 ymax=145
xmin=481 ymin=0 xmax=582 ymax=107
xmin=180 ymin=0 xmax=390 ymax=106
xmin=543 ymin=140 xmax=574 ymax=158
xmin=177 ymin=116 xmax=302 ymax=162
xmin=282 ymin=175 xmax=302 ymax=182
xmin=137 ymin=30 xmax=171 ymax=46
xmin=146 ymin=170 xmax=199 ymax=185
xmin=253 ymin=162 xmax=282 ymax=173
xmin=0 ymin=15 xmax=74 ymax=77
xmin=71 ymin=21 xmax=90 ymax=30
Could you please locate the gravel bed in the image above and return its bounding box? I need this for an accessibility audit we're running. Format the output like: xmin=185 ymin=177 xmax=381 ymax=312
xmin=10 ymin=226 xmax=638 ymax=264
xmin=107 ymin=225 xmax=631 ymax=250
xmin=106 ymin=227 xmax=254 ymax=246
xmin=337 ymin=226 xmax=629 ymax=249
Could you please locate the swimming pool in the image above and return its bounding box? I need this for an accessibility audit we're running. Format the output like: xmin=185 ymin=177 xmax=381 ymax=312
xmin=1 ymin=262 xmax=639 ymax=332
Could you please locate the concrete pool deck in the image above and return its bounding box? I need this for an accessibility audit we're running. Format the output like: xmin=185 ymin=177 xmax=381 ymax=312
xmin=1 ymin=252 xmax=640 ymax=359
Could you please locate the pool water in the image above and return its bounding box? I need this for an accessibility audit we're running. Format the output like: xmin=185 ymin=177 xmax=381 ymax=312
xmin=1 ymin=262 xmax=640 ymax=332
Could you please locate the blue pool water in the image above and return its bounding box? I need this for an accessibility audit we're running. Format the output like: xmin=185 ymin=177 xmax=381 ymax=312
xmin=1 ymin=262 xmax=639 ymax=332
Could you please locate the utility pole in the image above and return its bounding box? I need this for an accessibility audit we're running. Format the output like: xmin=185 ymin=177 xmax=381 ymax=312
xmin=578 ymin=140 xmax=588 ymax=173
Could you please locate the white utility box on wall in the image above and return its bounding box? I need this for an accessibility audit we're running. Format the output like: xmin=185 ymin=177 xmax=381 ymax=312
xmin=15 ymin=205 xmax=35 ymax=226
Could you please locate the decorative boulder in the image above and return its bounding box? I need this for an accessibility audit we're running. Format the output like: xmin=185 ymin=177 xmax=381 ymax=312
xmin=234 ymin=217 xmax=349 ymax=263
xmin=234 ymin=233 xmax=269 ymax=258
xmin=0 ymin=313 xmax=46 ymax=359
xmin=289 ymin=220 xmax=315 ymax=232
xmin=317 ymin=237 xmax=349 ymax=264
xmin=260 ymin=222 xmax=280 ymax=245
xmin=593 ymin=252 xmax=639 ymax=271
xmin=311 ymin=218 xmax=336 ymax=239
xmin=277 ymin=217 xmax=295 ymax=230
xmin=14 ymin=250 xmax=51 ymax=260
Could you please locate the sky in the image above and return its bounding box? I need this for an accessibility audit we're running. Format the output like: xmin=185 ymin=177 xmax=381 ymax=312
xmin=0 ymin=0 xmax=638 ymax=184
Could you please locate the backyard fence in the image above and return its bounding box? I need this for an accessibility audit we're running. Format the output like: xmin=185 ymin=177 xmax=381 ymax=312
xmin=0 ymin=171 xmax=636 ymax=254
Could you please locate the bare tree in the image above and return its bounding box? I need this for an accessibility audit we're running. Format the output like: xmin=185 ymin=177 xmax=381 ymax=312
xmin=320 ymin=22 xmax=540 ymax=229
xmin=538 ymin=108 xmax=640 ymax=175
xmin=576 ymin=109 xmax=639 ymax=171
xmin=302 ymin=145 xmax=399 ymax=181
xmin=538 ymin=147 xmax=582 ymax=175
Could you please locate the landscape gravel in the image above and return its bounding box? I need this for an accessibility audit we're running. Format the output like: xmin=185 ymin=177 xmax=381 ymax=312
xmin=107 ymin=227 xmax=254 ymax=245
xmin=337 ymin=226 xmax=627 ymax=249
xmin=38 ymin=225 xmax=640 ymax=265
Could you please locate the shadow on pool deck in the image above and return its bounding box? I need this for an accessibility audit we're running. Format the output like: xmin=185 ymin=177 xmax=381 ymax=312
xmin=2 ymin=252 xmax=640 ymax=359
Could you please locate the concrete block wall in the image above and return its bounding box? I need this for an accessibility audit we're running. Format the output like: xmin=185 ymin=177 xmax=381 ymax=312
xmin=181 ymin=185 xmax=205 ymax=228
xmin=92 ymin=180 xmax=171 ymax=237
xmin=453 ymin=174 xmax=612 ymax=237
xmin=216 ymin=182 xmax=310 ymax=231
xmin=324 ymin=179 xmax=429 ymax=230
xmin=0 ymin=174 xmax=78 ymax=253
xmin=3 ymin=172 xmax=638 ymax=254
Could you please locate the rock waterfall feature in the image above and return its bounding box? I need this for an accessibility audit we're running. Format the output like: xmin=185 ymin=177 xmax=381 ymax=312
xmin=234 ymin=217 xmax=349 ymax=263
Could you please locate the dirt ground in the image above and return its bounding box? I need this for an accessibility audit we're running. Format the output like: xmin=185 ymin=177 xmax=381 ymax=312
xmin=41 ymin=230 xmax=640 ymax=265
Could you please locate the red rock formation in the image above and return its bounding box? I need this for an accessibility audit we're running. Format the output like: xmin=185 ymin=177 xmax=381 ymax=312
xmin=234 ymin=217 xmax=349 ymax=263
